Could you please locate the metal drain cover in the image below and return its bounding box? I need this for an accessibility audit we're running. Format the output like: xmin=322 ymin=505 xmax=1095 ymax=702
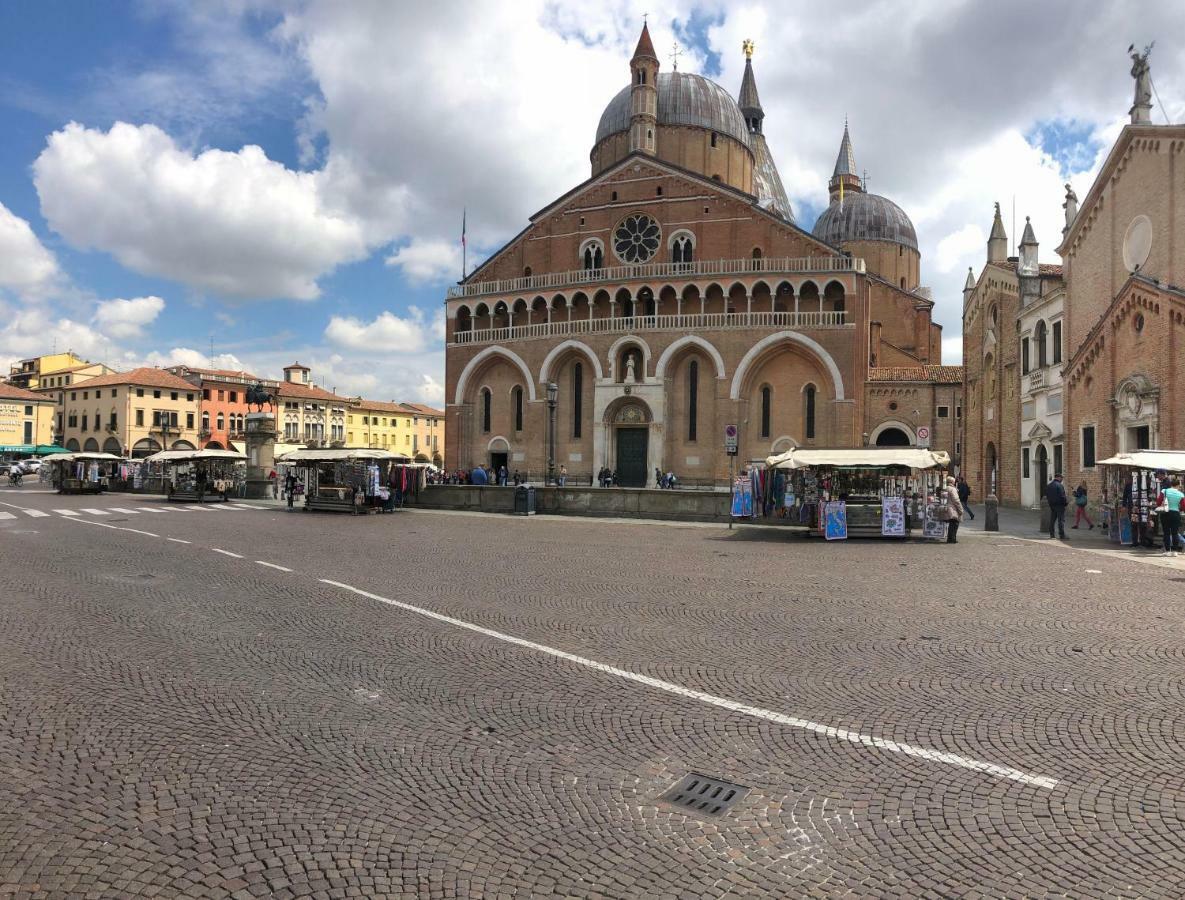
xmin=659 ymin=773 xmax=749 ymax=817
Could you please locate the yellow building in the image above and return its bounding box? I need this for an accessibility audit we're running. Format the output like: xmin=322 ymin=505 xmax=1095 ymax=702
xmin=345 ymin=399 xmax=445 ymax=463
xmin=347 ymin=399 xmax=413 ymax=451
xmin=403 ymin=403 xmax=445 ymax=465
xmin=58 ymin=367 xmax=201 ymax=458
xmin=0 ymin=382 xmax=55 ymax=451
xmin=7 ymin=352 xmax=113 ymax=391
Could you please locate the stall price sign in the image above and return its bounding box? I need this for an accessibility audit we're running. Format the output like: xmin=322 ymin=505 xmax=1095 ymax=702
xmin=724 ymin=423 xmax=738 ymax=456
xmin=916 ymin=425 xmax=931 ymax=448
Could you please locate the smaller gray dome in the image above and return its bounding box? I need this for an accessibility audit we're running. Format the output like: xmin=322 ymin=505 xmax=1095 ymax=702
xmin=595 ymin=72 xmax=751 ymax=148
xmin=812 ymin=192 xmax=918 ymax=252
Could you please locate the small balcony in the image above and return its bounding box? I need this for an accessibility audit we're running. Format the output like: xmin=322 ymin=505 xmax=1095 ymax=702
xmin=450 ymin=310 xmax=849 ymax=346
xmin=1027 ymin=369 xmax=1046 ymax=393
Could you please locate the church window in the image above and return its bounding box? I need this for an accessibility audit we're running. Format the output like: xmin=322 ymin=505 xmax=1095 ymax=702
xmin=804 ymin=385 xmax=816 ymax=440
xmin=513 ymin=386 xmax=523 ymax=432
xmin=687 ymin=360 xmax=698 ymax=442
xmin=572 ymin=363 xmax=583 ymax=438
xmin=612 ymin=213 xmax=661 ymax=263
xmin=481 ymin=388 xmax=491 ymax=433
xmin=760 ymin=385 xmax=771 ymax=438
xmin=900 ymin=277 xmax=906 ymax=289
xmin=656 ymin=186 xmax=662 ymax=197
xmin=611 ymin=191 xmax=617 ymax=201
xmin=1052 ymin=321 xmax=1062 ymax=364
xmin=710 ymin=132 xmax=718 ymax=148
xmin=523 ymin=266 xmax=532 ymax=277
xmin=1021 ymin=337 xmax=1030 ymax=374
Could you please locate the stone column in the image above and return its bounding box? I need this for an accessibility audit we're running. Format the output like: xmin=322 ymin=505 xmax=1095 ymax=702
xmin=244 ymin=411 xmax=278 ymax=499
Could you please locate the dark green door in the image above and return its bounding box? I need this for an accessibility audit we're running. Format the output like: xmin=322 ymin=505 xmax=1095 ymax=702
xmin=616 ymin=427 xmax=648 ymax=487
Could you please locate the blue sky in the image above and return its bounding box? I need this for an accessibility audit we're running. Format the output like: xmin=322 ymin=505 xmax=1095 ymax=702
xmin=1 ymin=1 xmax=1181 ymax=393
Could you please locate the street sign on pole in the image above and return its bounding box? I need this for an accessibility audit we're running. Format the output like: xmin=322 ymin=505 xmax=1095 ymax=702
xmin=724 ymin=423 xmax=738 ymax=456
xmin=916 ymin=425 xmax=931 ymax=448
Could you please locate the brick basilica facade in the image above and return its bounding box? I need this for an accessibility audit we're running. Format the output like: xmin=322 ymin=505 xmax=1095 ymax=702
xmin=444 ymin=25 xmax=962 ymax=485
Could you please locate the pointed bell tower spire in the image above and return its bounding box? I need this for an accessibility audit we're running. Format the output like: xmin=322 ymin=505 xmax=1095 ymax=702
xmin=629 ymin=22 xmax=659 ymax=156
xmin=987 ymin=202 xmax=1008 ymax=263
xmin=738 ymin=39 xmax=764 ymax=134
xmin=828 ymin=120 xmax=862 ymax=204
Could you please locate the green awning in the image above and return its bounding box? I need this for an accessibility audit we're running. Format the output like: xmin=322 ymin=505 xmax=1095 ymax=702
xmin=35 ymin=445 xmax=70 ymax=455
xmin=0 ymin=445 xmax=70 ymax=456
xmin=0 ymin=445 xmax=35 ymax=454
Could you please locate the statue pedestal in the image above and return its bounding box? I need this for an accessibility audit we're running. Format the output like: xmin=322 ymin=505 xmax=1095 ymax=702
xmin=244 ymin=412 xmax=278 ymax=499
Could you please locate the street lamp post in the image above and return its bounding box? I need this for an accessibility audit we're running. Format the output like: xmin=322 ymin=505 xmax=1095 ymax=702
xmin=546 ymin=381 xmax=558 ymax=486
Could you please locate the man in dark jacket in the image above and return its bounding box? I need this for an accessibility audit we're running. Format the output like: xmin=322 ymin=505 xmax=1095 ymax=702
xmin=956 ymin=476 xmax=974 ymax=520
xmin=1046 ymin=474 xmax=1068 ymax=539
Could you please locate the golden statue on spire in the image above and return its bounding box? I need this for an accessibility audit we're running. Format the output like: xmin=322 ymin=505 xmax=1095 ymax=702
xmin=742 ymin=39 xmax=755 ymax=59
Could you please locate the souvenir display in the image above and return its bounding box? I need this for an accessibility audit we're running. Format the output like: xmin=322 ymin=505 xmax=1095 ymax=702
xmin=823 ymin=501 xmax=847 ymax=540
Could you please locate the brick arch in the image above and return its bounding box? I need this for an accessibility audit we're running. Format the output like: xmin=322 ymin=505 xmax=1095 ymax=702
xmin=454 ymin=346 xmax=537 ymax=405
xmin=538 ymin=340 xmax=604 ymax=384
xmin=653 ymin=335 xmax=726 ymax=380
xmin=729 ymin=331 xmax=845 ymax=400
xmin=607 ymin=334 xmax=652 ymax=381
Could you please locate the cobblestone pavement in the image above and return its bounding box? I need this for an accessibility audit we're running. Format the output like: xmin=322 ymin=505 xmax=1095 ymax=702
xmin=1 ymin=490 xmax=1185 ymax=897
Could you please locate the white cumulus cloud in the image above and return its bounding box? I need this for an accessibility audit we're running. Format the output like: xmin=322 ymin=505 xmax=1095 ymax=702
xmin=33 ymin=121 xmax=369 ymax=300
xmin=93 ymin=295 xmax=165 ymax=338
xmin=323 ymin=307 xmax=439 ymax=353
xmin=385 ymin=239 xmax=464 ymax=285
xmin=0 ymin=200 xmax=60 ymax=297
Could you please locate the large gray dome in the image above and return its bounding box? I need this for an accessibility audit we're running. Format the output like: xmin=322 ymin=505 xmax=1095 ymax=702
xmin=812 ymin=192 xmax=918 ymax=251
xmin=595 ymin=72 xmax=751 ymax=148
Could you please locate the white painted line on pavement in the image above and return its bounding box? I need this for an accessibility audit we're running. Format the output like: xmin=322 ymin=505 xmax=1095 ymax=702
xmin=56 ymin=509 xmax=81 ymax=517
xmin=167 ymin=537 xmax=191 ymax=544
xmin=79 ymin=508 xmax=110 ymax=516
xmin=1085 ymin=569 xmax=1102 ymax=574
xmin=134 ymin=507 xmax=169 ymax=513
xmin=212 ymin=548 xmax=243 ymax=558
xmin=22 ymin=509 xmax=49 ymax=517
xmin=320 ymin=578 xmax=1060 ymax=792
xmin=107 ymin=508 xmax=141 ymax=514
xmin=238 ymin=504 xmax=268 ymax=509
xmin=256 ymin=561 xmax=293 ymax=572
xmin=0 ymin=511 xmax=16 ymax=520
xmin=121 ymin=528 xmax=159 ymax=538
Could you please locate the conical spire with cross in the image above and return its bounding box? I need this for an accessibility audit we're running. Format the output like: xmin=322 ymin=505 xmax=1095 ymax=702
xmin=738 ymin=39 xmax=764 ymax=134
xmin=828 ymin=121 xmax=862 ymax=204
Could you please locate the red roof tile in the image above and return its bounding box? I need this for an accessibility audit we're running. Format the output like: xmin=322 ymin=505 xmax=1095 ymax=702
xmin=869 ymin=365 xmax=964 ymax=384
xmin=0 ymin=382 xmax=53 ymax=402
xmin=73 ymin=367 xmax=198 ymax=391
xmin=276 ymin=381 xmax=348 ymax=403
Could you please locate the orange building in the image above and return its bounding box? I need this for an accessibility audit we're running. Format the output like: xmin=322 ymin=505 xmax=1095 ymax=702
xmin=170 ymin=366 xmax=270 ymax=450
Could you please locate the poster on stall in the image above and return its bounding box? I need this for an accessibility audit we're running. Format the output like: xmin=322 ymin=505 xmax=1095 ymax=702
xmin=823 ymin=501 xmax=847 ymax=540
xmin=922 ymin=505 xmax=946 ymax=540
xmin=731 ymin=478 xmax=753 ymax=518
xmin=881 ymin=497 xmax=906 ymax=536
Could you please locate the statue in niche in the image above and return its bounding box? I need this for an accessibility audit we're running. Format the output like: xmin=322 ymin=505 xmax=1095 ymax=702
xmin=624 ymin=352 xmax=638 ymax=383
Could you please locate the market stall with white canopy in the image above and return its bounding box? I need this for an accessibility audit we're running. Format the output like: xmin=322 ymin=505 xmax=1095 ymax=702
xmin=143 ymin=448 xmax=247 ymax=502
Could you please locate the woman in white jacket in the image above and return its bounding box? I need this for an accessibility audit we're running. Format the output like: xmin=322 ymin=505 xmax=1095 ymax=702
xmin=941 ymin=475 xmax=965 ymax=544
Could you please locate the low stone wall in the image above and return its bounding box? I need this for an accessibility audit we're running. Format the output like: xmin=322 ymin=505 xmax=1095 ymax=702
xmin=409 ymin=484 xmax=730 ymax=522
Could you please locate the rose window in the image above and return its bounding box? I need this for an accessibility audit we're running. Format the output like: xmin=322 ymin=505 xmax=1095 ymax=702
xmin=613 ymin=214 xmax=661 ymax=263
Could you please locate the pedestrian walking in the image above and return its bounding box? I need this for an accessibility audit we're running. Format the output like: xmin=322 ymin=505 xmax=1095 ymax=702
xmin=498 ymin=464 xmax=508 ymax=486
xmin=285 ymin=471 xmax=297 ymax=510
xmin=1156 ymin=476 xmax=1184 ymax=556
xmin=940 ymin=475 xmax=964 ymax=543
xmin=558 ymin=464 xmax=567 ymax=487
xmin=956 ymin=476 xmax=974 ymax=520
xmin=1045 ymin=473 xmax=1068 ymax=539
xmin=1071 ymin=482 xmax=1094 ymax=529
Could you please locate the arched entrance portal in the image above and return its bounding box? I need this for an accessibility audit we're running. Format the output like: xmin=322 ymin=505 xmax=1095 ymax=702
xmin=875 ymin=427 xmax=911 ymax=447
xmin=605 ymin=399 xmax=652 ymax=487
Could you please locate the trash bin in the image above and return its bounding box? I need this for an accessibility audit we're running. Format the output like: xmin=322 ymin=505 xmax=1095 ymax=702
xmin=514 ymin=484 xmax=536 ymax=515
